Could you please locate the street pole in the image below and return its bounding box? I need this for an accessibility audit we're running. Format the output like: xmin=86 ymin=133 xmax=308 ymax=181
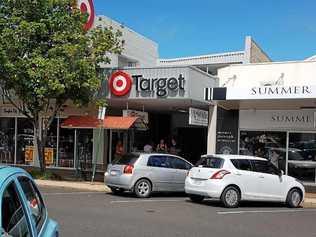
xmin=91 ymin=107 xmax=106 ymax=183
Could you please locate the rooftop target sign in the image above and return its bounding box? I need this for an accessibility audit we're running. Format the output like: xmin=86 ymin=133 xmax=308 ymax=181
xmin=77 ymin=0 xmax=95 ymax=31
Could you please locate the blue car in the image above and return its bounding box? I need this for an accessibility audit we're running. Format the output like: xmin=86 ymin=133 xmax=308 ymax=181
xmin=0 ymin=166 xmax=59 ymax=237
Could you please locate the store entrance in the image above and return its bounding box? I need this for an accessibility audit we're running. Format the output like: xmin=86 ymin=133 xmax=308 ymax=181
xmin=177 ymin=127 xmax=207 ymax=164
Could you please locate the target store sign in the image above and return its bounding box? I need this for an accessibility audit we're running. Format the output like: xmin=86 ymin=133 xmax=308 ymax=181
xmin=77 ymin=0 xmax=95 ymax=31
xmin=109 ymin=71 xmax=133 ymax=96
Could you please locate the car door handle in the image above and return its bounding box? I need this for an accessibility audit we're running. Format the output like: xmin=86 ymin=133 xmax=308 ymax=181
xmin=235 ymin=173 xmax=242 ymax=176
xmin=259 ymin=176 xmax=265 ymax=178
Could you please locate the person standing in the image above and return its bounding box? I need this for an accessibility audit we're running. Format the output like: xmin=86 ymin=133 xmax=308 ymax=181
xmin=156 ymin=139 xmax=168 ymax=153
xmin=169 ymin=138 xmax=179 ymax=155
xmin=144 ymin=141 xmax=153 ymax=153
xmin=115 ymin=140 xmax=124 ymax=159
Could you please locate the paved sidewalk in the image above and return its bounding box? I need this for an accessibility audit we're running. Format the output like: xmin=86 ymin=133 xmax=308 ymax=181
xmin=35 ymin=179 xmax=111 ymax=192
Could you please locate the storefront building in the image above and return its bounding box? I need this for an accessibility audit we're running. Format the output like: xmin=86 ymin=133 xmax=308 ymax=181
xmin=206 ymin=59 xmax=316 ymax=184
xmin=102 ymin=66 xmax=216 ymax=164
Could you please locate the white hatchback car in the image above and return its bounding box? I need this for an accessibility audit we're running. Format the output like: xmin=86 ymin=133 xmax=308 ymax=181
xmin=185 ymin=154 xmax=305 ymax=208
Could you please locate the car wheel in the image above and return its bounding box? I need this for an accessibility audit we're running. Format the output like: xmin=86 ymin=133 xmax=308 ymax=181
xmin=134 ymin=179 xmax=152 ymax=198
xmin=189 ymin=195 xmax=204 ymax=203
xmin=221 ymin=186 xmax=240 ymax=208
xmin=286 ymin=189 xmax=302 ymax=208
xmin=110 ymin=187 xmax=124 ymax=195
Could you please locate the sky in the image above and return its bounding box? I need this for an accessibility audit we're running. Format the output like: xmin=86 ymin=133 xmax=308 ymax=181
xmin=93 ymin=0 xmax=316 ymax=61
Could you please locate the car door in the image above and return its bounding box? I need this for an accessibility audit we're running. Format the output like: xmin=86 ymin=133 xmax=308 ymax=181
xmin=169 ymin=156 xmax=192 ymax=191
xmin=16 ymin=175 xmax=48 ymax=236
xmin=147 ymin=155 xmax=175 ymax=191
xmin=251 ymin=160 xmax=285 ymax=201
xmin=230 ymin=159 xmax=262 ymax=200
xmin=1 ymin=179 xmax=34 ymax=237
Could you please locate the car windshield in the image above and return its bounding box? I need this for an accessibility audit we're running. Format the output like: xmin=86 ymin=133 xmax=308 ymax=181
xmin=112 ymin=153 xmax=140 ymax=165
xmin=195 ymin=156 xmax=224 ymax=168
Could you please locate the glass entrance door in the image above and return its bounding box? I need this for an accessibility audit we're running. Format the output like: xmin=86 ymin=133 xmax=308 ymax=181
xmin=288 ymin=132 xmax=316 ymax=183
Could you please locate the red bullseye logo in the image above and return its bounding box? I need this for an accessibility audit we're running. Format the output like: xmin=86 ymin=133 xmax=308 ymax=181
xmin=109 ymin=71 xmax=133 ymax=96
xmin=77 ymin=0 xmax=95 ymax=31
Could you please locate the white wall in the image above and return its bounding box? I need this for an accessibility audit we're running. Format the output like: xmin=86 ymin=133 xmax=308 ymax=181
xmin=95 ymin=15 xmax=159 ymax=68
xmin=218 ymin=61 xmax=316 ymax=88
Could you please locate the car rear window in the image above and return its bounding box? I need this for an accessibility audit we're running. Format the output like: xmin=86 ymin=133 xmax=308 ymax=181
xmin=113 ymin=153 xmax=140 ymax=165
xmin=196 ymin=156 xmax=224 ymax=168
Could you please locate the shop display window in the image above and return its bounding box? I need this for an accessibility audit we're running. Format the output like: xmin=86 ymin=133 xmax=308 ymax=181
xmin=0 ymin=118 xmax=15 ymax=164
xmin=58 ymin=120 xmax=75 ymax=168
xmin=77 ymin=129 xmax=93 ymax=170
xmin=17 ymin=118 xmax=34 ymax=165
xmin=288 ymin=133 xmax=316 ymax=182
xmin=239 ymin=131 xmax=286 ymax=171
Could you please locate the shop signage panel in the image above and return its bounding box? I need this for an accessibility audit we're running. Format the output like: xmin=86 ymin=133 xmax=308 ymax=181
xmin=208 ymin=85 xmax=316 ymax=100
xmin=240 ymin=110 xmax=316 ymax=130
xmin=44 ymin=148 xmax=54 ymax=165
xmin=216 ymin=108 xmax=239 ymax=154
xmin=108 ymin=70 xmax=187 ymax=99
xmin=189 ymin=108 xmax=208 ymax=127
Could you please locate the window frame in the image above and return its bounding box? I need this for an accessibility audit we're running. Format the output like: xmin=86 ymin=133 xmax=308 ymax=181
xmin=250 ymin=160 xmax=281 ymax=175
xmin=230 ymin=159 xmax=253 ymax=172
xmin=17 ymin=175 xmax=47 ymax=234
xmin=147 ymin=155 xmax=172 ymax=169
xmin=195 ymin=156 xmax=224 ymax=169
xmin=1 ymin=180 xmax=33 ymax=236
xmin=169 ymin=156 xmax=192 ymax=170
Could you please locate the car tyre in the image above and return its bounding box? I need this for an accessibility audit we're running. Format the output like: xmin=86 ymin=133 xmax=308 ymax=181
xmin=221 ymin=186 xmax=240 ymax=208
xmin=134 ymin=179 xmax=152 ymax=198
xmin=286 ymin=188 xmax=302 ymax=208
xmin=189 ymin=195 xmax=204 ymax=203
xmin=110 ymin=187 xmax=124 ymax=195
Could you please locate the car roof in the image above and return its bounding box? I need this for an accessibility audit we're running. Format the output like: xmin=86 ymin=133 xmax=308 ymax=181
xmin=202 ymin=154 xmax=267 ymax=161
xmin=0 ymin=166 xmax=29 ymax=185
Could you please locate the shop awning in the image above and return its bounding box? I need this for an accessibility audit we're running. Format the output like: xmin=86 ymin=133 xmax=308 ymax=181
xmin=61 ymin=116 xmax=147 ymax=130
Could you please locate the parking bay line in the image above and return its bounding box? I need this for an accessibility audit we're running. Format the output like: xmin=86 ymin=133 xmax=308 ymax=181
xmin=217 ymin=209 xmax=316 ymax=215
xmin=110 ymin=199 xmax=185 ymax=204
xmin=43 ymin=191 xmax=104 ymax=196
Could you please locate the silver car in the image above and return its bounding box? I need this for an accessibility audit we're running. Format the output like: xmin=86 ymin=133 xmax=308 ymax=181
xmin=104 ymin=153 xmax=193 ymax=198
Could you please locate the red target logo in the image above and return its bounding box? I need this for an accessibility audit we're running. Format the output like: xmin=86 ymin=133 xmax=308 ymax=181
xmin=77 ymin=0 xmax=95 ymax=31
xmin=109 ymin=71 xmax=133 ymax=96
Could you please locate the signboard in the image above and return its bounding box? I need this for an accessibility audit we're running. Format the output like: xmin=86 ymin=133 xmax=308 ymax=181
xmin=108 ymin=70 xmax=186 ymax=98
xmin=216 ymin=108 xmax=239 ymax=154
xmin=240 ymin=110 xmax=316 ymax=130
xmin=0 ymin=107 xmax=22 ymax=117
xmin=189 ymin=108 xmax=208 ymax=127
xmin=207 ymin=85 xmax=316 ymax=101
xmin=123 ymin=109 xmax=149 ymax=124
xmin=44 ymin=148 xmax=54 ymax=165
xmin=25 ymin=146 xmax=34 ymax=163
xmin=77 ymin=0 xmax=95 ymax=31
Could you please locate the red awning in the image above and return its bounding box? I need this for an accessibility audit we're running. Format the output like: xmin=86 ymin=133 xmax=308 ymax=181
xmin=61 ymin=116 xmax=146 ymax=130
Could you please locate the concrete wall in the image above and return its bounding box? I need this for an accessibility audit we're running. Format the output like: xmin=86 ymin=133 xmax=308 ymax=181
xmin=244 ymin=36 xmax=272 ymax=64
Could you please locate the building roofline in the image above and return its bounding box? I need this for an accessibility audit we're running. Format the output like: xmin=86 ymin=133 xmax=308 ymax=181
xmin=159 ymin=51 xmax=245 ymax=63
xmin=96 ymin=15 xmax=158 ymax=47
xmin=220 ymin=59 xmax=316 ymax=69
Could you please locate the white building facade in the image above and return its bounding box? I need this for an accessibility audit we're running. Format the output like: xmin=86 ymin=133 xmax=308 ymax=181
xmin=206 ymin=60 xmax=316 ymax=184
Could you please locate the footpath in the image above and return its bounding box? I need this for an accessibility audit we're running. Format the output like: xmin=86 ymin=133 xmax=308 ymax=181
xmin=36 ymin=179 xmax=316 ymax=208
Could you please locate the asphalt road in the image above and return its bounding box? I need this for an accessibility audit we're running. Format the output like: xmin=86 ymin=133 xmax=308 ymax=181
xmin=40 ymin=186 xmax=316 ymax=237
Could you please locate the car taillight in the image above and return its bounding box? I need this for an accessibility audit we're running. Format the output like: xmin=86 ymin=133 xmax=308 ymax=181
xmin=210 ymin=170 xmax=230 ymax=179
xmin=123 ymin=164 xmax=134 ymax=174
